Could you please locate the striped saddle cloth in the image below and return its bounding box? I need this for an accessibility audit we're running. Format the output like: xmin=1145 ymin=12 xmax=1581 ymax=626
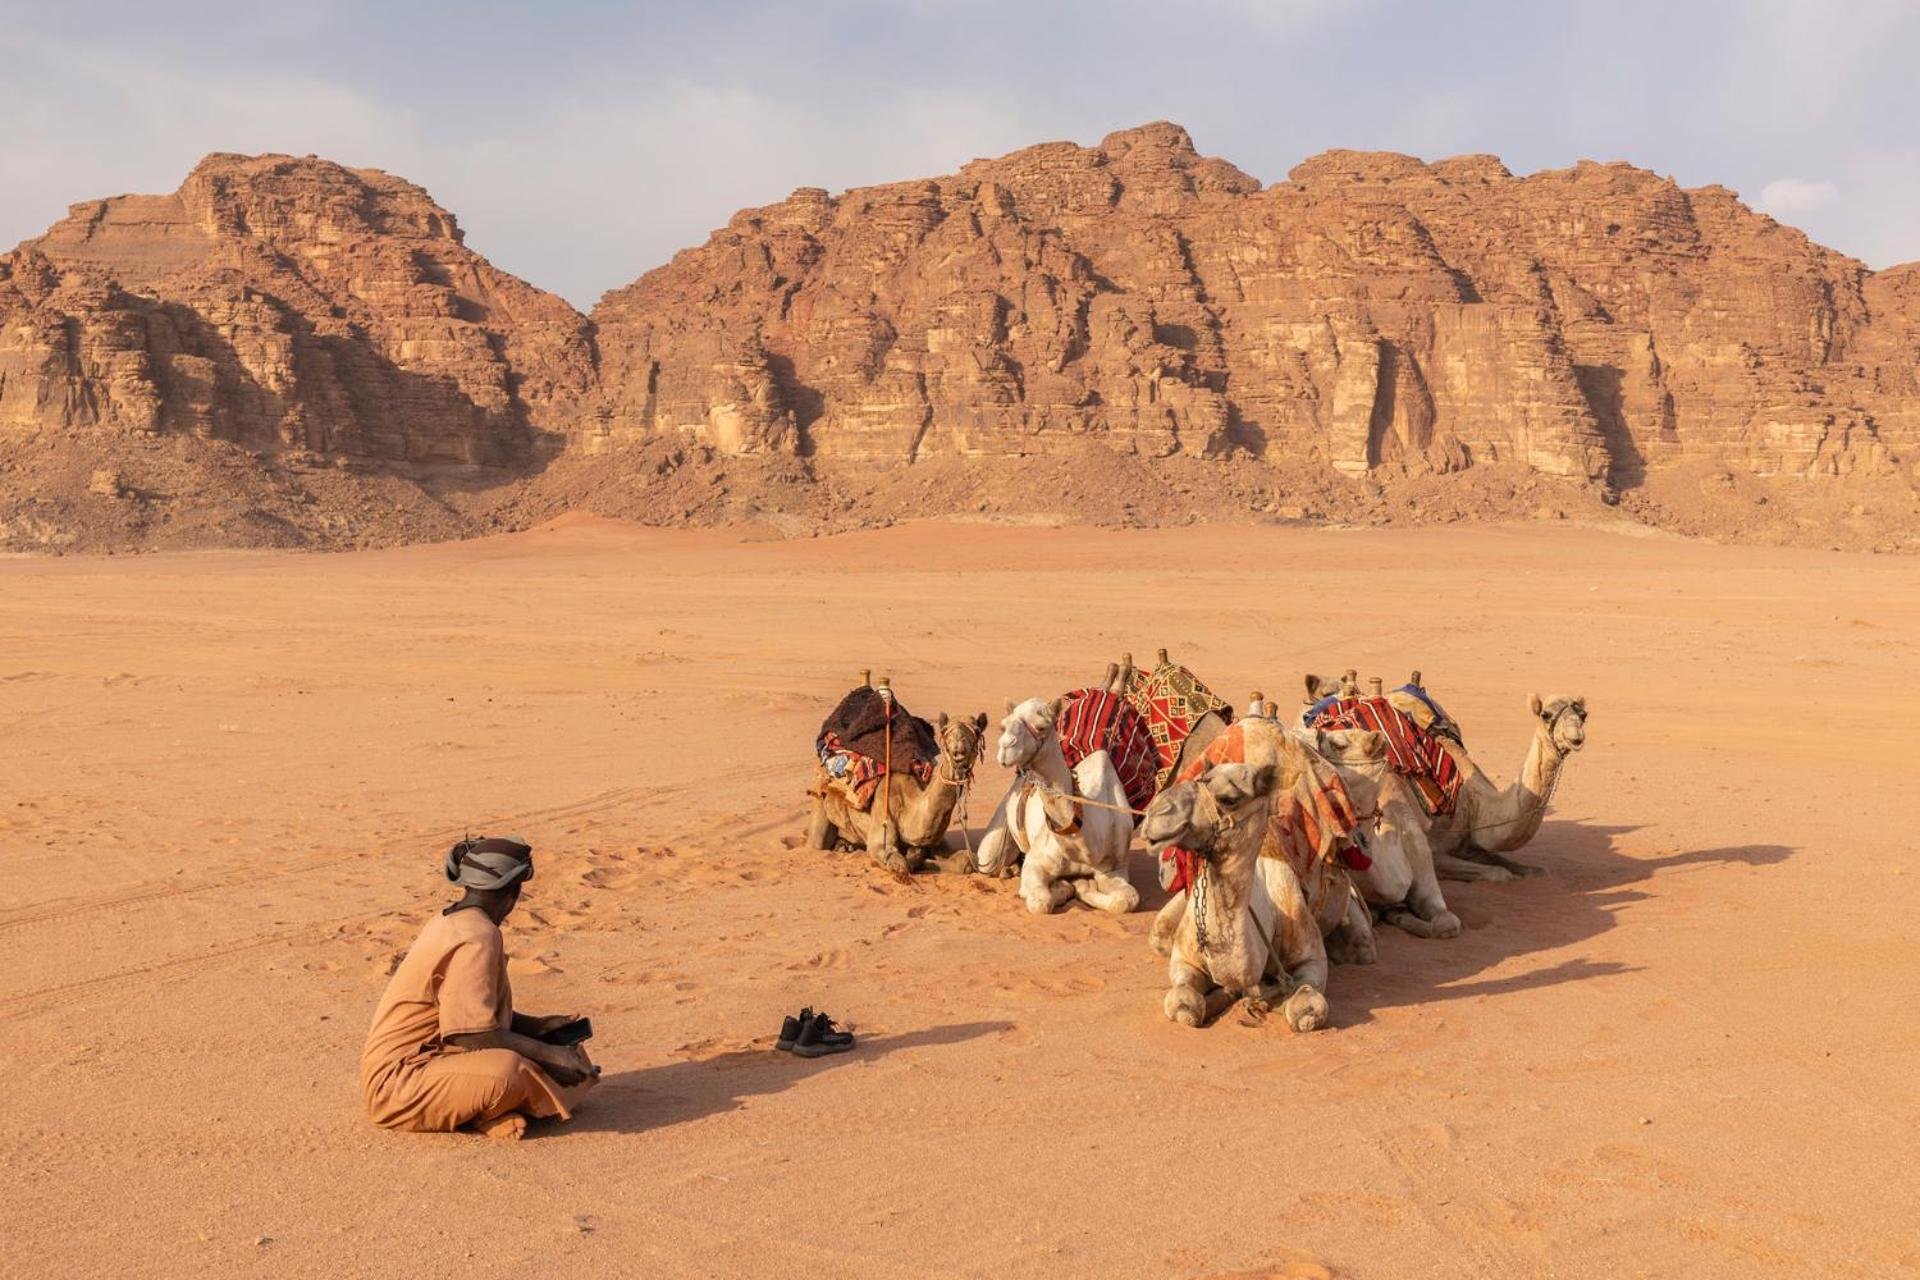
xmin=1307 ymin=696 xmax=1462 ymax=817
xmin=1054 ymin=687 xmax=1159 ymax=824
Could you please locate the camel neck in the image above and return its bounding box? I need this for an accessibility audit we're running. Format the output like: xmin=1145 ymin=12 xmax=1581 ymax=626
xmin=1523 ymin=724 xmax=1566 ymax=797
xmin=1025 ymin=736 xmax=1074 ymax=788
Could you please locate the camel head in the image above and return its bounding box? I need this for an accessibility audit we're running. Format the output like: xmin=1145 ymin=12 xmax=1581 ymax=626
xmin=1528 ymin=693 xmax=1589 ymax=753
xmin=1141 ymin=762 xmax=1279 ymax=862
xmin=936 ymin=711 xmax=990 ymax=782
xmin=997 ymin=696 xmax=1065 ymax=769
xmin=1303 ymin=672 xmax=1341 ymax=702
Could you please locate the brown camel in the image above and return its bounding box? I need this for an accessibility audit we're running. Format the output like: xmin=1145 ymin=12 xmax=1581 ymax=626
xmin=807 ymin=711 xmax=989 ymax=873
xmin=1304 ymin=672 xmax=1590 ymax=882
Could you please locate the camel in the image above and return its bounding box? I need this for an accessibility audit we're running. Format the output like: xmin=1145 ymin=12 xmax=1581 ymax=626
xmin=1145 ymin=717 xmax=1377 ymax=971
xmin=807 ymin=710 xmax=989 ymax=873
xmin=1140 ymin=762 xmax=1332 ymax=1032
xmin=1295 ymin=726 xmax=1462 ymax=939
xmin=1304 ymin=673 xmax=1590 ymax=883
xmin=977 ymin=697 xmax=1138 ymax=915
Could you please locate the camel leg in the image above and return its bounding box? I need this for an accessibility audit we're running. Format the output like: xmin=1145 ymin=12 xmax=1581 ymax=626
xmin=972 ymin=790 xmax=1020 ymax=877
xmin=1164 ymin=957 xmax=1212 ymax=1027
xmin=1378 ymin=821 xmax=1461 ymax=938
xmin=1473 ymin=849 xmax=1547 ymax=878
xmin=1148 ymin=891 xmax=1187 ymax=956
xmin=1434 ymin=849 xmax=1519 ymax=883
xmin=804 ymin=799 xmax=836 ymax=852
xmin=1269 ymin=878 xmax=1331 ymax=1033
xmin=1070 ymin=868 xmax=1139 ymax=915
xmin=1325 ymin=889 xmax=1378 ymax=966
xmin=865 ymin=820 xmax=907 ymax=875
xmin=1020 ymin=856 xmax=1073 ymax=915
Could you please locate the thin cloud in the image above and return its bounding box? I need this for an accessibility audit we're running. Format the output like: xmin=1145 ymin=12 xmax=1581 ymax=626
xmin=1757 ymin=178 xmax=1840 ymax=217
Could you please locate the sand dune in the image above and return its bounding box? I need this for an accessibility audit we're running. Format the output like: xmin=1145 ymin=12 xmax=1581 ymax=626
xmin=2 ymin=517 xmax=1915 ymax=1278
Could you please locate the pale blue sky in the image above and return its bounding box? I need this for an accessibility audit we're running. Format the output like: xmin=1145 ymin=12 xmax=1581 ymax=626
xmin=2 ymin=0 xmax=1915 ymax=308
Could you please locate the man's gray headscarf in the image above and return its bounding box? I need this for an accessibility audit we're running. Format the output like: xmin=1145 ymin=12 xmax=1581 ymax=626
xmin=444 ymin=835 xmax=534 ymax=891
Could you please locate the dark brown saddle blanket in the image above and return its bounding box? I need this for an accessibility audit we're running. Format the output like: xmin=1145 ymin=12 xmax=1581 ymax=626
xmin=816 ymin=686 xmax=939 ymax=776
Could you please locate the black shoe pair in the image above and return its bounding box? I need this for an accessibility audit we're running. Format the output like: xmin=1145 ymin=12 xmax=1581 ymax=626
xmin=776 ymin=1007 xmax=854 ymax=1058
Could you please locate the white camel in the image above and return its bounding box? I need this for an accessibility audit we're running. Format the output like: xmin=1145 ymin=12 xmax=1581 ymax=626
xmin=977 ymin=697 xmax=1138 ymax=915
xmin=1294 ymin=725 xmax=1462 ymax=939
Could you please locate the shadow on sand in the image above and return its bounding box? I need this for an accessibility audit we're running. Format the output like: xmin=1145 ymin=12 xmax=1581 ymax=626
xmin=548 ymin=1021 xmax=1011 ymax=1138
xmin=1323 ymin=819 xmax=1795 ymax=1027
xmin=1110 ymin=817 xmax=1794 ymax=1029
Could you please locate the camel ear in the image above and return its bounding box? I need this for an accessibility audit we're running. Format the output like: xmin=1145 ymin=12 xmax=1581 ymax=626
xmin=1245 ymin=763 xmax=1279 ymax=797
xmin=1304 ymin=673 xmax=1322 ymax=696
xmin=937 ymin=712 xmax=949 ymax=731
xmin=1003 ymin=699 xmax=1016 ymax=716
xmin=1528 ymin=692 xmax=1544 ymax=717
xmin=1573 ymin=696 xmax=1587 ymax=716
xmin=973 ymin=712 xmax=989 ymax=731
xmin=1046 ymin=696 xmax=1066 ymax=723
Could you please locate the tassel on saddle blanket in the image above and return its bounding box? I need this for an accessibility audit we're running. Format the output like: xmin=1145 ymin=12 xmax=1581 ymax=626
xmin=1159 ymin=720 xmax=1369 ymax=894
xmin=815 ymin=686 xmax=938 ymax=810
xmin=1306 ymin=696 xmax=1462 ymax=817
xmin=1054 ymin=688 xmax=1159 ymax=825
xmin=1119 ymin=659 xmax=1234 ymax=792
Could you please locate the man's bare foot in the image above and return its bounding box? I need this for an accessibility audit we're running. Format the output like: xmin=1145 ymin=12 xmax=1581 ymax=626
xmin=473 ymin=1112 xmax=527 ymax=1141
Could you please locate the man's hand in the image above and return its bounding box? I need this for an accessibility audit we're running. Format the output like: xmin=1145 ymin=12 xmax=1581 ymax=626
xmin=518 ymin=1012 xmax=581 ymax=1039
xmin=540 ymin=1043 xmax=596 ymax=1087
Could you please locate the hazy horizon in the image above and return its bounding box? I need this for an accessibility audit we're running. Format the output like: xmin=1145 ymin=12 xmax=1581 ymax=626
xmin=3 ymin=0 xmax=1916 ymax=308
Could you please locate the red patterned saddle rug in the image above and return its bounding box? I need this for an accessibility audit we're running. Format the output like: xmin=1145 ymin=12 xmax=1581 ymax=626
xmin=1307 ymin=696 xmax=1462 ymax=817
xmin=1054 ymin=687 xmax=1158 ymax=824
xmin=1119 ymin=660 xmax=1234 ymax=792
xmin=1160 ymin=720 xmax=1368 ymax=894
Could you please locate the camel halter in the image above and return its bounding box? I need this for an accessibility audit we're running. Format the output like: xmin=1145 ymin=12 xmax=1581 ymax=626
xmin=1186 ymin=783 xmax=1236 ymax=955
xmin=938 ymin=727 xmax=986 ymax=862
xmin=1007 ymin=718 xmax=1152 ymax=854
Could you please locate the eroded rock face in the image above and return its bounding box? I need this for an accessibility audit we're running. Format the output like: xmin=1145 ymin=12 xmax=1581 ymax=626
xmin=0 ymin=153 xmax=595 ymax=467
xmin=591 ymin=123 xmax=1915 ymax=485
xmin=3 ymin=129 xmax=1918 ymax=554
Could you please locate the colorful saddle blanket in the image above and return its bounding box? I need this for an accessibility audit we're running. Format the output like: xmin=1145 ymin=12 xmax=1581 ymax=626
xmin=1119 ymin=660 xmax=1234 ymax=792
xmin=1307 ymin=696 xmax=1462 ymax=817
xmin=1160 ymin=719 xmax=1368 ymax=896
xmin=1054 ymin=687 xmax=1158 ymax=824
xmin=816 ymin=686 xmax=938 ymax=810
xmin=1388 ymin=683 xmax=1464 ymax=747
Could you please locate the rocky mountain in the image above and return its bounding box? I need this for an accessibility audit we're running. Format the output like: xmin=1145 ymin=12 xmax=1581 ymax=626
xmin=3 ymin=127 xmax=1917 ymax=552
xmin=0 ymin=152 xmax=594 ymax=463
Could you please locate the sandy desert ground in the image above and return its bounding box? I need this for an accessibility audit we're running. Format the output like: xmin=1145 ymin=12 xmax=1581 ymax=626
xmin=2 ymin=516 xmax=1917 ymax=1279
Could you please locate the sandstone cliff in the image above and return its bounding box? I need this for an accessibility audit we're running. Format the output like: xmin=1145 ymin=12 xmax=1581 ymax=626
xmin=4 ymin=128 xmax=1918 ymax=552
xmin=592 ymin=122 xmax=1911 ymax=490
xmin=0 ymin=153 xmax=594 ymax=467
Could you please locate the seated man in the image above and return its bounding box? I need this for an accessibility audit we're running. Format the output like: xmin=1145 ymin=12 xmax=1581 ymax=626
xmin=360 ymin=835 xmax=597 ymax=1139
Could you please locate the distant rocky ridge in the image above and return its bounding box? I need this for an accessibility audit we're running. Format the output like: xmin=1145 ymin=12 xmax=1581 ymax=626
xmin=3 ymin=125 xmax=1917 ymax=552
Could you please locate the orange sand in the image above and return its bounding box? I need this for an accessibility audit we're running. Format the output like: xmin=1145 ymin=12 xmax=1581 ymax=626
xmin=2 ymin=516 xmax=1915 ymax=1278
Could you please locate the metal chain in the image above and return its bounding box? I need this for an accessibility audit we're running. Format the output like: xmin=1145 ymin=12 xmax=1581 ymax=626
xmin=1192 ymin=859 xmax=1210 ymax=953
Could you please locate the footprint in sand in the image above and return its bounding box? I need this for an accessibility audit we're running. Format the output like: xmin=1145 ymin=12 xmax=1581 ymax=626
xmin=579 ymin=865 xmax=640 ymax=891
xmin=507 ymin=950 xmax=562 ymax=977
xmin=998 ymin=973 xmax=1106 ymax=999
xmin=789 ymin=947 xmax=848 ymax=971
xmin=598 ymin=967 xmax=680 ymax=986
